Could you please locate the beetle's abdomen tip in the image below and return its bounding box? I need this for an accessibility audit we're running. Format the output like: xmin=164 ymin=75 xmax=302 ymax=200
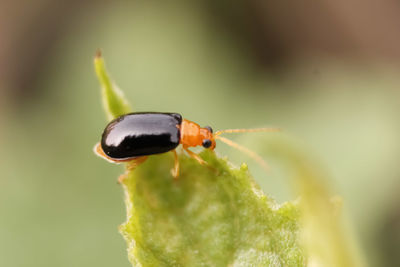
xmin=94 ymin=142 xmax=123 ymax=164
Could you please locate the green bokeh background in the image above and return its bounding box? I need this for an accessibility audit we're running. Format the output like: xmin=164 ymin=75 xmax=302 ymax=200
xmin=1 ymin=2 xmax=400 ymax=266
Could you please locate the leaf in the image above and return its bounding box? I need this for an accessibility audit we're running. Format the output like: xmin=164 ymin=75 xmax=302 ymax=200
xmin=119 ymin=151 xmax=305 ymax=266
xmin=94 ymin=50 xmax=132 ymax=120
xmin=254 ymin=135 xmax=366 ymax=267
xmin=94 ymin=54 xmax=364 ymax=267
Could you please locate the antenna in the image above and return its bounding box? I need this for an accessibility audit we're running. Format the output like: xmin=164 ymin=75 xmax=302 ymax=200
xmin=215 ymin=135 xmax=270 ymax=172
xmin=215 ymin=127 xmax=281 ymax=136
xmin=214 ymin=127 xmax=280 ymax=172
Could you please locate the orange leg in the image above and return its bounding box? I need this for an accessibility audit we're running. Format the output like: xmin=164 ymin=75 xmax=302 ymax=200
xmin=118 ymin=156 xmax=148 ymax=183
xmin=183 ymin=146 xmax=206 ymax=165
xmin=171 ymin=150 xmax=180 ymax=179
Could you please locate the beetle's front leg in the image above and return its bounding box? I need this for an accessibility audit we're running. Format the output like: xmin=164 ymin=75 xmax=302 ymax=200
xmin=183 ymin=146 xmax=206 ymax=165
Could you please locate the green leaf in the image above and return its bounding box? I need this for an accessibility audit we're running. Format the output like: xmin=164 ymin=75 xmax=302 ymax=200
xmin=118 ymin=151 xmax=305 ymax=266
xmin=94 ymin=54 xmax=364 ymax=267
xmin=255 ymin=135 xmax=366 ymax=267
xmin=94 ymin=50 xmax=132 ymax=120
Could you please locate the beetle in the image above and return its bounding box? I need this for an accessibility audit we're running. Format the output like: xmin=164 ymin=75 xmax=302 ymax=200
xmin=94 ymin=112 xmax=279 ymax=180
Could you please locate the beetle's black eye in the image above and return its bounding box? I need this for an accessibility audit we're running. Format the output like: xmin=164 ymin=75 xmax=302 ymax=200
xmin=204 ymin=126 xmax=213 ymax=133
xmin=202 ymin=139 xmax=212 ymax=148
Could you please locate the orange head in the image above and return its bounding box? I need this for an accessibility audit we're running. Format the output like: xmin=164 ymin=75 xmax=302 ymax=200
xmin=179 ymin=119 xmax=216 ymax=149
xmin=199 ymin=126 xmax=216 ymax=149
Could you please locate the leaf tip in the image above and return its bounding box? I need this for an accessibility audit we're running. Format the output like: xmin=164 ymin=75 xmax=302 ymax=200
xmin=95 ymin=48 xmax=103 ymax=59
xmin=93 ymin=51 xmax=132 ymax=120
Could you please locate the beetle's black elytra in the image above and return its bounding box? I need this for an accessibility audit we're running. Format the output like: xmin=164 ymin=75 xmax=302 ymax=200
xmin=101 ymin=112 xmax=182 ymax=159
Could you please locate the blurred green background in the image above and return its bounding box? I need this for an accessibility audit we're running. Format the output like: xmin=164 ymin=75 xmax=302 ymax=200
xmin=1 ymin=1 xmax=400 ymax=266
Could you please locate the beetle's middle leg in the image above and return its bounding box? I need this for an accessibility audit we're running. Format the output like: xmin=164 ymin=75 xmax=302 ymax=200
xmin=170 ymin=150 xmax=180 ymax=179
